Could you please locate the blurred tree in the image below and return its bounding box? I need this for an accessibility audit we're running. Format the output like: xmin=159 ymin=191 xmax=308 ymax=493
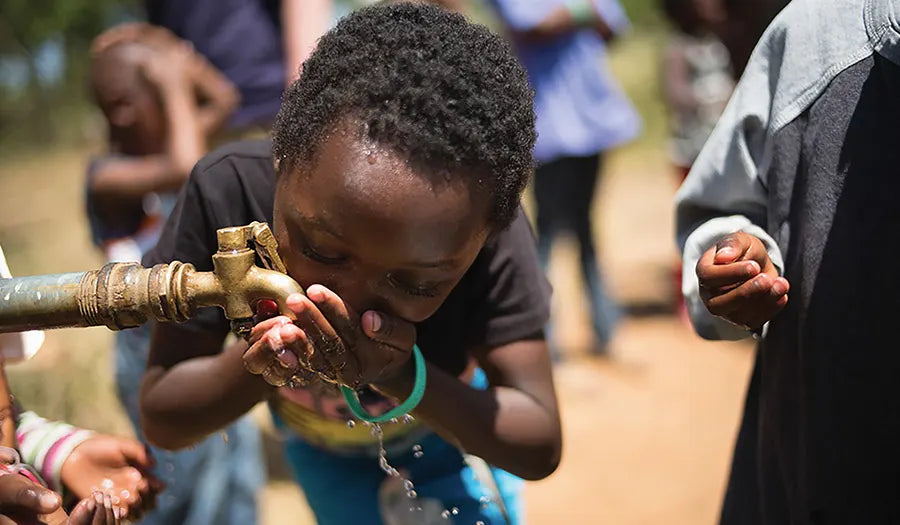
xmin=0 ymin=0 xmax=139 ymax=148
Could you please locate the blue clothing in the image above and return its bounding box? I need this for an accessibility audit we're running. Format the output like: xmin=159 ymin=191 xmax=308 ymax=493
xmin=147 ymin=0 xmax=285 ymax=128
xmin=488 ymin=0 xmax=640 ymax=162
xmin=116 ymin=326 xmax=266 ymax=525
xmin=274 ymin=369 xmax=524 ymax=525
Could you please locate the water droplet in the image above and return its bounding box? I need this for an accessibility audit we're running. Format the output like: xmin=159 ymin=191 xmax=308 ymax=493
xmin=366 ymin=151 xmax=377 ymax=164
xmin=412 ymin=444 xmax=422 ymax=452
xmin=100 ymin=478 xmax=114 ymax=491
xmin=441 ymin=510 xmax=451 ymax=519
xmin=402 ymin=414 xmax=415 ymax=424
xmin=476 ymin=521 xmax=485 ymax=525
xmin=406 ymin=489 xmax=417 ymax=498
xmin=389 ymin=417 xmax=399 ymax=424
xmin=480 ymin=496 xmax=490 ymax=509
xmin=220 ymin=431 xmax=229 ymax=443
xmin=346 ymin=419 xmax=356 ymax=429
xmin=403 ymin=480 xmax=414 ymax=491
xmin=451 ymin=507 xmax=459 ymax=515
xmin=414 ymin=451 xmax=424 ymax=458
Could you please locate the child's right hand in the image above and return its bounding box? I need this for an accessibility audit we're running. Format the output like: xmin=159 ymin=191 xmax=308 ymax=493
xmin=142 ymin=43 xmax=193 ymax=91
xmin=695 ymin=232 xmax=790 ymax=331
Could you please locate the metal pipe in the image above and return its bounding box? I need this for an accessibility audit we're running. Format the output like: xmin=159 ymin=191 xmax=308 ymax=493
xmin=0 ymin=271 xmax=88 ymax=332
xmin=0 ymin=222 xmax=305 ymax=336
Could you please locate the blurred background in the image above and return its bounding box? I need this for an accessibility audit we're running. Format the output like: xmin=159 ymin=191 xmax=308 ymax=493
xmin=0 ymin=0 xmax=758 ymax=523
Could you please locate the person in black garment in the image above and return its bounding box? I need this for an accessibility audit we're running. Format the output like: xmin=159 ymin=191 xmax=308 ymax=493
xmin=138 ymin=5 xmax=560 ymax=524
xmin=678 ymin=0 xmax=900 ymax=522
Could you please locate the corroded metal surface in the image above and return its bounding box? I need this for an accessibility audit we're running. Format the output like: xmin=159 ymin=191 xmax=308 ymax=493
xmin=0 ymin=222 xmax=303 ymax=334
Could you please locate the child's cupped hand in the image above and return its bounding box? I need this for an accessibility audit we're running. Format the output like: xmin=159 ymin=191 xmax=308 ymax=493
xmin=243 ymin=285 xmax=417 ymax=390
xmin=696 ymin=231 xmax=790 ymax=331
xmin=0 ymin=475 xmax=121 ymax=524
xmin=60 ymin=435 xmax=163 ymax=522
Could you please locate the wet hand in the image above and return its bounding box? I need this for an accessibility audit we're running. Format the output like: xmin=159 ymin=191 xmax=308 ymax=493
xmin=243 ymin=286 xmax=416 ymax=389
xmin=696 ymin=231 xmax=790 ymax=330
xmin=66 ymin=492 xmax=121 ymax=525
xmin=60 ymin=436 xmax=162 ymax=522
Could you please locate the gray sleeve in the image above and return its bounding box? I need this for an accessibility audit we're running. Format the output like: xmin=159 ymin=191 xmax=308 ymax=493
xmin=674 ymin=0 xmax=870 ymax=340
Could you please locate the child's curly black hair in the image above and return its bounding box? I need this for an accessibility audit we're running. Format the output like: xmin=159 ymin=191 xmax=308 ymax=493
xmin=272 ymin=3 xmax=536 ymax=229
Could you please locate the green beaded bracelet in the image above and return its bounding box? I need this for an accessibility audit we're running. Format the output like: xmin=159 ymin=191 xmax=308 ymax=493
xmin=341 ymin=344 xmax=427 ymax=424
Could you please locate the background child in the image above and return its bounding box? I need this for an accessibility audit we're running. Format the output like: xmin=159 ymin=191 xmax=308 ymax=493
xmin=87 ymin=24 xmax=265 ymax=525
xmin=486 ymin=0 xmax=641 ymax=360
xmin=660 ymin=0 xmax=734 ymax=318
xmin=678 ymin=0 xmax=900 ymax=521
xmin=137 ymin=5 xmax=560 ymax=524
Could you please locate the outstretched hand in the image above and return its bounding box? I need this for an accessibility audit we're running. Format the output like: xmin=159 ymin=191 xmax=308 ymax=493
xmin=60 ymin=436 xmax=162 ymax=522
xmin=696 ymin=231 xmax=790 ymax=330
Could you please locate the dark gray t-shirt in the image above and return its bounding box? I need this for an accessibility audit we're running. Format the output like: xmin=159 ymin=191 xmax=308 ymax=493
xmin=144 ymin=139 xmax=551 ymax=376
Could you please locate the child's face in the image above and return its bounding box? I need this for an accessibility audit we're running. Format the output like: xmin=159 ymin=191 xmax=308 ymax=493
xmin=272 ymin=124 xmax=493 ymax=323
xmin=95 ymin=46 xmax=166 ymax=152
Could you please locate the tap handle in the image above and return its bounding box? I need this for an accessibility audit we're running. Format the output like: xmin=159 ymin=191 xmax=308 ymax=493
xmin=249 ymin=222 xmax=287 ymax=274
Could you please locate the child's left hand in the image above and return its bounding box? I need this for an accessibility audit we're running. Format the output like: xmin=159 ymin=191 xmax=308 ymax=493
xmin=243 ymin=285 xmax=417 ymax=389
xmin=60 ymin=436 xmax=162 ymax=521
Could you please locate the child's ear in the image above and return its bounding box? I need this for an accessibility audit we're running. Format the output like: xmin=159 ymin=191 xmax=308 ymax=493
xmin=109 ymin=102 xmax=137 ymax=128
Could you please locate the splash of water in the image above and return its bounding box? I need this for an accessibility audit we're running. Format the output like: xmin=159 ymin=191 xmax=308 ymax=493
xmin=371 ymin=423 xmax=419 ymax=501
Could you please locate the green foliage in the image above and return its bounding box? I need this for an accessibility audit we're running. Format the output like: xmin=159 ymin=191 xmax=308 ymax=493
xmin=0 ymin=0 xmax=139 ymax=153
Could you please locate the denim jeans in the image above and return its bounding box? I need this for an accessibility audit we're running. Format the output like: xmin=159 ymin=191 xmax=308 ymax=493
xmin=274 ymin=369 xmax=524 ymax=525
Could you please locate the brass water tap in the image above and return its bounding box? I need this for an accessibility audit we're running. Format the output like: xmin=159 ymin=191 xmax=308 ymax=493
xmin=0 ymin=222 xmax=304 ymax=336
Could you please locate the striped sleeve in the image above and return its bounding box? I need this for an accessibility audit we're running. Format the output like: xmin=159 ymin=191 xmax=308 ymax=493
xmin=15 ymin=411 xmax=94 ymax=493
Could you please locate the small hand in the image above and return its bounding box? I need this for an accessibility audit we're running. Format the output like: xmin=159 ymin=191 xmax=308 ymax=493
xmin=60 ymin=436 xmax=162 ymax=521
xmin=243 ymin=286 xmax=417 ymax=389
xmin=696 ymin=231 xmax=790 ymax=330
xmin=67 ymin=492 xmax=120 ymax=525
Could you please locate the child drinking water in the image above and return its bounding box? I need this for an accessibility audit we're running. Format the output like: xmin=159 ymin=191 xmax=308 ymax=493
xmin=138 ymin=4 xmax=561 ymax=524
xmin=87 ymin=24 xmax=265 ymax=525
